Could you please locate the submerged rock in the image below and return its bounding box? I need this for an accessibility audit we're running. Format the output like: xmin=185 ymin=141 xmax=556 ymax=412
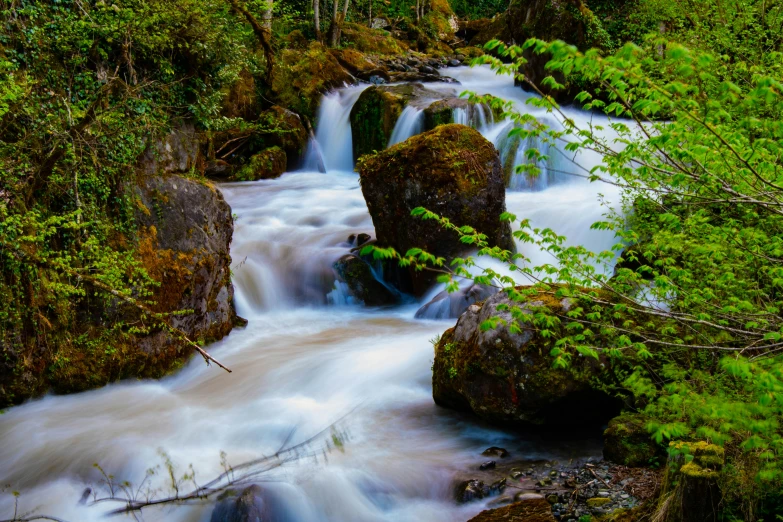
xmin=210 ymin=485 xmax=269 ymax=522
xmin=432 ymin=287 xmax=621 ymax=426
xmin=415 ymin=284 xmax=497 ymax=320
xmin=357 ymin=124 xmax=513 ymax=296
xmin=333 ymin=254 xmax=398 ymax=306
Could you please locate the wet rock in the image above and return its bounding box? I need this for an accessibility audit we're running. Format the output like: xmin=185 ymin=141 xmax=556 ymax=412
xmin=369 ymin=75 xmax=386 ymax=85
xmin=423 ymin=98 xmax=497 ymax=131
xmin=333 ymin=254 xmax=398 ymax=306
xmin=350 ymin=83 xmax=448 ymax=159
xmin=387 ymin=71 xmax=456 ymax=83
xmin=415 ymin=284 xmax=497 ymax=320
xmin=482 ymin=447 xmax=510 ymax=458
xmin=258 ymin=106 xmax=309 ymax=165
xmin=357 ymin=125 xmax=513 ymax=296
xmin=448 ymin=59 xmax=461 ymax=67
xmin=480 ymin=460 xmax=497 ymax=470
xmin=515 ymin=492 xmax=544 ymax=501
xmin=467 ymin=498 xmax=556 ymax=521
xmin=233 ymin=147 xmax=287 ymax=181
xmin=420 ymin=65 xmax=437 ymax=74
xmin=456 ymin=479 xmax=491 ymax=503
xmin=210 ymin=485 xmax=269 ymax=522
xmin=133 ymin=175 xmax=236 ymax=346
xmin=356 ymin=233 xmax=372 ymax=247
xmin=432 ymin=287 xmax=624 ymax=426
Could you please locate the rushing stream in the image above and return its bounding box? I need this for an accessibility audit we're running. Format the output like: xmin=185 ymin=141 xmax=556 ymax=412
xmin=0 ymin=66 xmax=621 ymax=521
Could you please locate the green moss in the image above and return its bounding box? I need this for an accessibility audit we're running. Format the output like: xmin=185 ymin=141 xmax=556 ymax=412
xmin=586 ymin=497 xmax=613 ymax=507
xmin=234 ymin=147 xmax=287 ymax=181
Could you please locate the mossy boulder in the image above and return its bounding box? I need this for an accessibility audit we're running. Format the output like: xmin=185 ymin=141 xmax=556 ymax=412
xmin=333 ymin=254 xmax=398 ymax=306
xmin=329 ymin=48 xmax=390 ymax=82
xmin=603 ymin=414 xmax=665 ymax=467
xmin=421 ymin=0 xmax=459 ymax=44
xmin=233 ymin=147 xmax=287 ymax=181
xmin=258 ymin=106 xmax=308 ymax=165
xmin=432 ymin=287 xmax=622 ymax=425
xmin=467 ymin=498 xmax=556 ymax=522
xmin=349 ymin=83 xmax=449 ymax=159
xmin=273 ymin=42 xmax=354 ymax=120
xmin=341 ymin=22 xmax=408 ymax=55
xmin=357 ymin=124 xmax=514 ymax=295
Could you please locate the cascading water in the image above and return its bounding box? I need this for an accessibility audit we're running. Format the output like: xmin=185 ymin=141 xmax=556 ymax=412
xmin=388 ymin=105 xmax=425 ymax=147
xmin=0 ymin=66 xmax=620 ymax=522
xmin=301 ymin=85 xmax=369 ymax=172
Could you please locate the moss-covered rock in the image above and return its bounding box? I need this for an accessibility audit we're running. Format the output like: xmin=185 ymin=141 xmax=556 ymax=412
xmin=467 ymin=498 xmax=556 ymax=521
xmin=341 ymin=22 xmax=408 ymax=55
xmin=233 ymin=147 xmax=287 ymax=181
xmin=0 ymin=174 xmax=236 ymax=406
xmin=333 ymin=254 xmax=398 ymax=306
xmin=432 ymin=286 xmax=622 ymax=425
xmin=257 ymin=106 xmax=308 ymax=164
xmin=603 ymin=414 xmax=665 ymax=467
xmin=272 ymin=42 xmax=355 ymax=120
xmin=349 ymin=83 xmax=449 ymax=159
xmin=329 ymin=48 xmax=390 ymax=83
xmin=357 ymin=124 xmax=513 ymax=295
xmin=421 ymin=0 xmax=459 ymax=44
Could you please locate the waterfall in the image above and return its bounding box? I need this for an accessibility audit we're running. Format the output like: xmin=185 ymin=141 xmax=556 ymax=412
xmin=300 ymin=86 xmax=368 ymax=173
xmin=387 ymin=106 xmax=425 ymax=147
xmin=0 ymin=65 xmax=620 ymax=522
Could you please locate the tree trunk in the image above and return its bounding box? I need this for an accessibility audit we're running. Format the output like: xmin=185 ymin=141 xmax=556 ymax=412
xmin=416 ymin=0 xmax=421 ymax=23
xmin=262 ymin=0 xmax=273 ymax=30
xmin=313 ymin=0 xmax=322 ymax=42
xmin=227 ymin=0 xmax=275 ymax=84
xmin=368 ymin=0 xmax=372 ymax=27
xmin=327 ymin=0 xmax=349 ymax=47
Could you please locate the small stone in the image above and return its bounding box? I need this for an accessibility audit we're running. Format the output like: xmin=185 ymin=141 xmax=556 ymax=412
xmin=510 ymin=471 xmax=523 ymax=479
xmin=482 ymin=447 xmax=509 ymax=458
xmin=480 ymin=460 xmax=496 ymax=471
xmin=419 ymin=65 xmax=437 ymax=74
xmin=546 ymin=494 xmax=558 ymax=504
xmin=620 ymin=494 xmax=630 ymax=499
xmin=514 ymin=492 xmax=544 ymax=501
xmin=448 ymin=59 xmax=461 ymax=67
xmin=368 ymin=75 xmax=386 ymax=85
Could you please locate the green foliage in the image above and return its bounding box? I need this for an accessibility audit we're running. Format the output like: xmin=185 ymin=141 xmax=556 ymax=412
xmin=448 ymin=0 xmax=507 ymax=20
xmin=0 ymin=0 xmax=261 ymax=405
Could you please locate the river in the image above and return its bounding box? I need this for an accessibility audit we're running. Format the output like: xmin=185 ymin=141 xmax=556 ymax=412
xmin=0 ymin=66 xmax=620 ymax=522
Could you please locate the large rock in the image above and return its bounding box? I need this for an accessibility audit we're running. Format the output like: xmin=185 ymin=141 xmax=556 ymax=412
xmin=468 ymin=498 xmax=556 ymax=522
xmin=432 ymin=288 xmax=621 ymax=425
xmin=133 ymin=175 xmax=235 ymax=345
xmin=350 ymin=83 xmax=449 ymax=159
xmin=357 ymin=124 xmax=514 ymax=295
xmin=329 ymin=48 xmax=390 ymax=83
xmin=232 ymin=147 xmax=287 ymax=181
xmin=423 ymin=98 xmax=497 ymax=130
xmin=139 ymin=123 xmax=200 ymax=175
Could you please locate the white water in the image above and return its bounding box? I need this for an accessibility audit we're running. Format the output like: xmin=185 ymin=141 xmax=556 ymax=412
xmin=0 ymin=66 xmax=620 ymax=522
xmin=388 ymin=106 xmax=425 ymax=147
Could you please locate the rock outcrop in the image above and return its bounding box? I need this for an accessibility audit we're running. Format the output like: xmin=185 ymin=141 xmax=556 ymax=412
xmin=333 ymin=254 xmax=398 ymax=306
xmin=432 ymin=288 xmax=621 ymax=425
xmin=210 ymin=485 xmax=269 ymax=522
xmin=357 ymin=124 xmax=514 ymax=295
xmin=133 ymin=174 xmax=236 ymax=346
